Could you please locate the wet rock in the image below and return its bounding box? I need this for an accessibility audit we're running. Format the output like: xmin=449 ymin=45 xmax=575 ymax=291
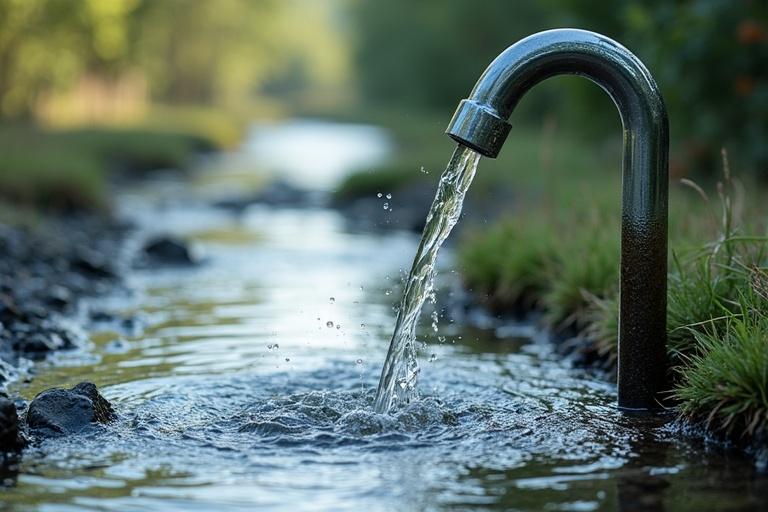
xmin=141 ymin=236 xmax=196 ymax=266
xmin=89 ymin=310 xmax=115 ymax=323
xmin=71 ymin=252 xmax=116 ymax=279
xmin=45 ymin=285 xmax=72 ymax=310
xmin=212 ymin=179 xmax=316 ymax=213
xmin=0 ymin=398 xmax=22 ymax=452
xmin=11 ymin=332 xmax=60 ymax=359
xmin=26 ymin=382 xmax=115 ymax=436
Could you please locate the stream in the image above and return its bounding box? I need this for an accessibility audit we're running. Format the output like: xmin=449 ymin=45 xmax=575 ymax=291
xmin=3 ymin=120 xmax=767 ymax=511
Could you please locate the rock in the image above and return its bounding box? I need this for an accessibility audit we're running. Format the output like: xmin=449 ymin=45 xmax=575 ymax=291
xmin=211 ymin=179 xmax=315 ymax=212
xmin=71 ymin=252 xmax=116 ymax=279
xmin=141 ymin=236 xmax=196 ymax=266
xmin=45 ymin=285 xmax=72 ymax=310
xmin=26 ymin=382 xmax=115 ymax=436
xmin=0 ymin=398 xmax=21 ymax=452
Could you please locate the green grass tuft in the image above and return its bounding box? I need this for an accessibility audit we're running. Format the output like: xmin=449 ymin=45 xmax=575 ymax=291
xmin=458 ymin=219 xmax=555 ymax=314
xmin=675 ymin=291 xmax=768 ymax=439
xmin=541 ymin=218 xmax=620 ymax=329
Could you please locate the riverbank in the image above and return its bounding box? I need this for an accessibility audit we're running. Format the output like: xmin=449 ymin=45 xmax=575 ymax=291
xmin=455 ymin=161 xmax=768 ymax=468
xmin=0 ymin=111 xmax=218 ymax=457
xmin=0 ymin=209 xmax=128 ymax=454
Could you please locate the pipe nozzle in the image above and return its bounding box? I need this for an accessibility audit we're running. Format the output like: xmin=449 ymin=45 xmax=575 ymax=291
xmin=445 ymin=100 xmax=511 ymax=158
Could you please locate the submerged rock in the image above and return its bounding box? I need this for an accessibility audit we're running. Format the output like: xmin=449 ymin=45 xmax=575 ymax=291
xmin=26 ymin=382 xmax=115 ymax=436
xmin=141 ymin=236 xmax=196 ymax=266
xmin=0 ymin=398 xmax=22 ymax=452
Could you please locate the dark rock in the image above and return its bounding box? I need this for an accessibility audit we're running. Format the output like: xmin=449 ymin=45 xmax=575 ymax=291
xmin=141 ymin=236 xmax=196 ymax=266
xmin=0 ymin=398 xmax=22 ymax=452
xmin=90 ymin=310 xmax=115 ymax=322
xmin=12 ymin=332 xmax=64 ymax=359
xmin=26 ymin=382 xmax=115 ymax=436
xmin=71 ymin=251 xmax=116 ymax=279
xmin=45 ymin=285 xmax=72 ymax=310
xmin=212 ymin=179 xmax=316 ymax=212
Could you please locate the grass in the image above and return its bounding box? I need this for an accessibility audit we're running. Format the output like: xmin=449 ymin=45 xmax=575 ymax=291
xmin=541 ymin=217 xmax=620 ymax=329
xmin=0 ymin=111 xmax=238 ymax=211
xmin=675 ymin=294 xmax=768 ymax=439
xmin=459 ymin=219 xmax=556 ymax=315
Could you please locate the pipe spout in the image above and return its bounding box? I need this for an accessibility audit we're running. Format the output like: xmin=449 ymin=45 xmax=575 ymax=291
xmin=447 ymin=29 xmax=669 ymax=410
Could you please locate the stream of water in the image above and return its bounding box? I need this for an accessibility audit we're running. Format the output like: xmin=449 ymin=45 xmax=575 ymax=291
xmin=375 ymin=146 xmax=479 ymax=412
xmin=2 ymin=120 xmax=766 ymax=511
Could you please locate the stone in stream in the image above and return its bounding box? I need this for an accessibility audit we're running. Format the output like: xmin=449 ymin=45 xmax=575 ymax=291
xmin=70 ymin=251 xmax=117 ymax=279
xmin=26 ymin=382 xmax=115 ymax=436
xmin=141 ymin=236 xmax=196 ymax=266
xmin=0 ymin=397 xmax=22 ymax=452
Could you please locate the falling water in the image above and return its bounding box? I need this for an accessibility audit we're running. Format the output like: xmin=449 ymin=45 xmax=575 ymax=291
xmin=374 ymin=145 xmax=481 ymax=413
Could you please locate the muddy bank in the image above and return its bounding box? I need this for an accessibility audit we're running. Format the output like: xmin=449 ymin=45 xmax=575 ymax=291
xmin=0 ymin=213 xmax=127 ymax=450
xmin=0 ymin=208 xmax=199 ymax=458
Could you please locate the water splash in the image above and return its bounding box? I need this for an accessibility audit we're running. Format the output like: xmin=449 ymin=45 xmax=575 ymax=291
xmin=374 ymin=145 xmax=481 ymax=413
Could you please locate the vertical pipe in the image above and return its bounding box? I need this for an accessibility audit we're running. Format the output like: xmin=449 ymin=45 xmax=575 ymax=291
xmin=445 ymin=29 xmax=669 ymax=409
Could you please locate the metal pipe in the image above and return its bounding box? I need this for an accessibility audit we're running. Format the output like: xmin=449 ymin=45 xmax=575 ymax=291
xmin=446 ymin=28 xmax=668 ymax=410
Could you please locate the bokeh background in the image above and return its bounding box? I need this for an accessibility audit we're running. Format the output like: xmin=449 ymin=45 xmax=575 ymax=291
xmin=0 ymin=0 xmax=765 ymax=211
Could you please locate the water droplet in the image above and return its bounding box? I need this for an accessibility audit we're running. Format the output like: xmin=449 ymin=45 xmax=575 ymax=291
xmin=326 ymin=321 xmax=334 ymax=328
xmin=397 ymin=378 xmax=407 ymax=390
xmin=285 ymin=357 xmax=290 ymax=362
xmin=429 ymin=353 xmax=437 ymax=363
xmin=267 ymin=344 xmax=273 ymax=350
xmin=336 ymin=324 xmax=341 ymax=330
xmin=329 ymin=297 xmax=335 ymax=303
xmin=385 ymin=290 xmax=391 ymax=296
xmin=317 ymin=317 xmax=321 ymax=321
xmin=273 ymin=343 xmax=279 ymax=349
xmin=360 ymin=323 xmax=365 ymax=328
xmin=386 ymin=193 xmax=392 ymax=199
xmin=383 ymin=203 xmax=389 ymax=210
xmin=356 ymin=358 xmax=363 ymax=365
xmin=420 ymin=166 xmax=429 ymax=174
xmin=377 ymin=192 xmax=383 ymax=198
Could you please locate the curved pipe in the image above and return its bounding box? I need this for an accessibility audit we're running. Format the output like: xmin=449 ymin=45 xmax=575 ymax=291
xmin=447 ymin=28 xmax=668 ymax=410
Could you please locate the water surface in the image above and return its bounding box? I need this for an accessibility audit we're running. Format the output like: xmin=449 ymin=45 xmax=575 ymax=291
xmin=3 ymin=121 xmax=766 ymax=512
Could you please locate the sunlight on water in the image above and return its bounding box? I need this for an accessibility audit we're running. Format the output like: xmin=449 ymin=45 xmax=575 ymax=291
xmin=375 ymin=145 xmax=481 ymax=412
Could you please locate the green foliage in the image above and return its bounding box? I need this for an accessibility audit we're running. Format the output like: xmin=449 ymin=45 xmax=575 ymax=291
xmin=352 ymin=0 xmax=768 ymax=175
xmin=0 ymin=123 xmax=207 ymax=210
xmin=620 ymin=1 xmax=768 ymax=174
xmin=351 ymin=0 xmax=564 ymax=114
xmin=458 ymin=220 xmax=555 ymax=313
xmin=0 ymin=0 xmax=349 ymax=117
xmin=541 ymin=220 xmax=620 ymax=328
xmin=675 ymin=294 xmax=768 ymax=439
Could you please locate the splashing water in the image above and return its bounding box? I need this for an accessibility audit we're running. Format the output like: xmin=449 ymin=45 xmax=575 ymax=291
xmin=374 ymin=145 xmax=481 ymax=412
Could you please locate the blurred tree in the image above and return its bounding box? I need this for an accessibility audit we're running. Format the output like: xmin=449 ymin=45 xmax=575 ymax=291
xmin=620 ymin=1 xmax=768 ymax=175
xmin=351 ymin=0 xmax=558 ymax=111
xmin=352 ymin=0 xmax=768 ymax=175
xmin=0 ymin=0 xmax=351 ymax=118
xmin=130 ymin=0 xmax=280 ymax=106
